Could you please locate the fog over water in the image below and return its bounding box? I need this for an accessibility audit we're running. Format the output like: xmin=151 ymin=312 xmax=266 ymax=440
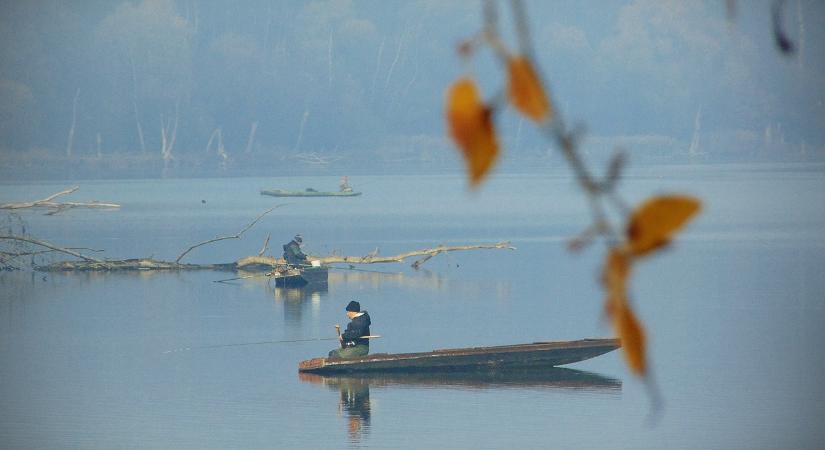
xmin=0 ymin=0 xmax=823 ymax=179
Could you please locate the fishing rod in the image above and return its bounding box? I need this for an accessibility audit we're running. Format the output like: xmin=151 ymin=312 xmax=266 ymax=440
xmin=163 ymin=335 xmax=382 ymax=354
xmin=290 ymin=262 xmax=401 ymax=275
xmin=213 ymin=272 xmax=274 ymax=283
xmin=213 ymin=261 xmax=399 ymax=283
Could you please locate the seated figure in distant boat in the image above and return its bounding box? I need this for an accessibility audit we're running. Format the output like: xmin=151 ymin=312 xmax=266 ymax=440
xmin=339 ymin=176 xmax=353 ymax=193
xmin=283 ymin=234 xmax=308 ymax=266
xmin=329 ymin=301 xmax=371 ymax=359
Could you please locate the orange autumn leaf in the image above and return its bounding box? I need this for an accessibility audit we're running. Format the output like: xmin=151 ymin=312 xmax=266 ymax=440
xmin=603 ymin=247 xmax=632 ymax=297
xmin=507 ymin=56 xmax=552 ymax=123
xmin=446 ymin=77 xmax=499 ymax=187
xmin=612 ymin=299 xmax=647 ymax=375
xmin=626 ymin=195 xmax=701 ymax=256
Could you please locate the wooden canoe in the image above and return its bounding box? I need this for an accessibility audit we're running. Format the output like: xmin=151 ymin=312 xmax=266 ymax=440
xmin=260 ymin=189 xmax=361 ymax=197
xmin=298 ymin=338 xmax=620 ymax=374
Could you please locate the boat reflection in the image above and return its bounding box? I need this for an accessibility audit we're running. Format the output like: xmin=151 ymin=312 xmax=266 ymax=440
xmin=300 ymin=366 xmax=621 ymax=392
xmin=327 ymin=269 xmax=511 ymax=300
xmin=266 ymin=282 xmax=328 ymax=327
xmin=300 ymin=367 xmax=619 ymax=443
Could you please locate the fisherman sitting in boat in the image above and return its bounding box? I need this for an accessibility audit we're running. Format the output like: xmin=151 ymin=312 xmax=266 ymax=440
xmin=283 ymin=234 xmax=308 ymax=267
xmin=329 ymin=301 xmax=371 ymax=359
xmin=339 ymin=176 xmax=353 ymax=193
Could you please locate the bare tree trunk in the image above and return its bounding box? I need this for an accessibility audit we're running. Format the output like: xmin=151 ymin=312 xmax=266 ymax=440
xmin=244 ymin=121 xmax=258 ymax=154
xmin=293 ymin=108 xmax=309 ymax=152
xmin=327 ymin=29 xmax=334 ymax=88
xmin=130 ymin=56 xmax=146 ymax=154
xmin=66 ymin=88 xmax=80 ymax=157
xmin=160 ymin=100 xmax=180 ymax=166
xmin=205 ymin=127 xmax=220 ymax=154
xmin=206 ymin=127 xmax=228 ymax=168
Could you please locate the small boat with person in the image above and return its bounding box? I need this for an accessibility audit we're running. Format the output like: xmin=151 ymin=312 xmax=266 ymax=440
xmin=298 ymin=338 xmax=620 ymax=374
xmin=271 ymin=264 xmax=329 ymax=287
xmin=260 ymin=188 xmax=361 ymax=198
xmin=261 ymin=176 xmax=361 ymax=197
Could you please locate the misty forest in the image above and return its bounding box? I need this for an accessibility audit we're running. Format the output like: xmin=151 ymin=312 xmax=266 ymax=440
xmin=1 ymin=0 xmax=823 ymax=180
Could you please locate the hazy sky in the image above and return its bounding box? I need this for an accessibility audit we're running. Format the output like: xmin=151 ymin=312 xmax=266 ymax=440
xmin=0 ymin=0 xmax=823 ymax=167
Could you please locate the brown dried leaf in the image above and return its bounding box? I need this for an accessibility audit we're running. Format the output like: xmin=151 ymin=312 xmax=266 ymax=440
xmin=507 ymin=56 xmax=552 ymax=123
xmin=446 ymin=77 xmax=499 ymax=187
xmin=626 ymin=195 xmax=701 ymax=256
xmin=613 ymin=298 xmax=647 ymax=376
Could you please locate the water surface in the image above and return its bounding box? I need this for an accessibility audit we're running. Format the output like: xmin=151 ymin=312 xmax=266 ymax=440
xmin=1 ymin=165 xmax=824 ymax=449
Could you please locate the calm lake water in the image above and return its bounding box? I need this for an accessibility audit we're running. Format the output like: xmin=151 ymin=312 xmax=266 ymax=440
xmin=1 ymin=164 xmax=824 ymax=449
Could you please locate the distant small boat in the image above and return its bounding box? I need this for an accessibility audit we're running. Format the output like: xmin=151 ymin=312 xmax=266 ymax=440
xmin=273 ymin=265 xmax=329 ymax=287
xmin=260 ymin=189 xmax=361 ymax=197
xmin=298 ymin=338 xmax=620 ymax=374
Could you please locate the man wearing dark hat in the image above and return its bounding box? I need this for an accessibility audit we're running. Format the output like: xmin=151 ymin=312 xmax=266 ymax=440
xmin=283 ymin=234 xmax=308 ymax=266
xmin=329 ymin=301 xmax=371 ymax=359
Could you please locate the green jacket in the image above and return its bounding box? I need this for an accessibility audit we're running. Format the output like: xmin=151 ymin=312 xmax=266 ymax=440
xmin=283 ymin=240 xmax=308 ymax=266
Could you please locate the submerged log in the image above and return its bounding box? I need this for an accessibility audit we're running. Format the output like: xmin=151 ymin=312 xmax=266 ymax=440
xmin=38 ymin=258 xmax=235 ymax=272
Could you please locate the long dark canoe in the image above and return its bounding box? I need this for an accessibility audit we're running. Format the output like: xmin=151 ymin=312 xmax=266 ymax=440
xmin=260 ymin=189 xmax=362 ymax=197
xmin=298 ymin=338 xmax=620 ymax=374
xmin=274 ymin=266 xmax=329 ymax=287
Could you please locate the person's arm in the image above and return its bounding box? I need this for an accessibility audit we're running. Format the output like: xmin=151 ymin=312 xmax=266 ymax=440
xmin=341 ymin=320 xmax=366 ymax=340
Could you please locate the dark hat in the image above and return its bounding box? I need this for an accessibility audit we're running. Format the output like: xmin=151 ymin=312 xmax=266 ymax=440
xmin=345 ymin=300 xmax=360 ymax=312
xmin=294 ymin=234 xmax=303 ymax=243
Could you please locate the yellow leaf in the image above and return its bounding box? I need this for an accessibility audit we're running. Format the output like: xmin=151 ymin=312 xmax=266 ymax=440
xmin=626 ymin=195 xmax=701 ymax=256
xmin=613 ymin=299 xmax=647 ymax=375
xmin=507 ymin=56 xmax=552 ymax=123
xmin=445 ymin=77 xmax=499 ymax=187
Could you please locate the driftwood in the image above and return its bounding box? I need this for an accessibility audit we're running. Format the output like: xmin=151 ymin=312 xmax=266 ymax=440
xmin=22 ymin=240 xmax=513 ymax=272
xmin=40 ymin=259 xmax=234 ymax=272
xmin=0 ymin=186 xmax=120 ymax=214
xmin=235 ymin=241 xmax=516 ymax=271
xmin=3 ymin=205 xmax=513 ymax=272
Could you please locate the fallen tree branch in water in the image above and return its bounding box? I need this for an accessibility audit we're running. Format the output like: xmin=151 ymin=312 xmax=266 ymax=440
xmin=0 ymin=235 xmax=104 ymax=263
xmin=23 ymin=241 xmax=513 ymax=272
xmin=175 ymin=205 xmax=281 ymax=263
xmin=39 ymin=258 xmax=235 ymax=272
xmin=0 ymin=186 xmax=120 ymax=214
xmin=235 ymin=241 xmax=516 ymax=270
